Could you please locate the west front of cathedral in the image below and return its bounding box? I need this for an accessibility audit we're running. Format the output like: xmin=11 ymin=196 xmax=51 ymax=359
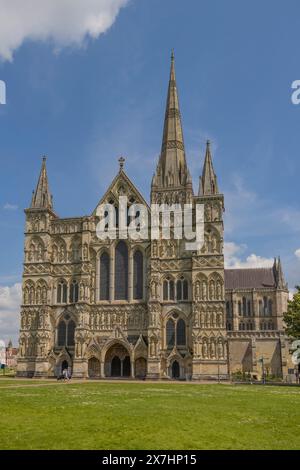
xmin=17 ymin=55 xmax=289 ymax=380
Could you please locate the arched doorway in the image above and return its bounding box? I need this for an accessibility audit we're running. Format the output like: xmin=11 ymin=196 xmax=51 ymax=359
xmin=123 ymin=356 xmax=131 ymax=377
xmin=172 ymin=360 xmax=180 ymax=379
xmin=88 ymin=357 xmax=100 ymax=378
xmin=61 ymin=360 xmax=69 ymax=373
xmin=105 ymin=343 xmax=131 ymax=378
xmin=111 ymin=356 xmax=121 ymax=376
xmin=135 ymin=357 xmax=147 ymax=378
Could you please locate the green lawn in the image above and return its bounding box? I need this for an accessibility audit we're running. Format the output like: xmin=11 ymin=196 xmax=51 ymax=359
xmin=0 ymin=381 xmax=299 ymax=450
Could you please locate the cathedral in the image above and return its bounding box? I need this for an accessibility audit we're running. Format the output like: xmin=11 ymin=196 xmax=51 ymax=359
xmin=17 ymin=54 xmax=289 ymax=380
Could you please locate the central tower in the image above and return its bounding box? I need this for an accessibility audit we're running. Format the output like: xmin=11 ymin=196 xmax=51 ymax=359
xmin=147 ymin=53 xmax=227 ymax=380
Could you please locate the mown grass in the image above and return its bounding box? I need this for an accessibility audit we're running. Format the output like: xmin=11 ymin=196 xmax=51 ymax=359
xmin=0 ymin=382 xmax=299 ymax=450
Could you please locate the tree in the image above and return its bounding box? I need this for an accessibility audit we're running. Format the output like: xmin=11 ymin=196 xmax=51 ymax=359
xmin=283 ymin=286 xmax=300 ymax=339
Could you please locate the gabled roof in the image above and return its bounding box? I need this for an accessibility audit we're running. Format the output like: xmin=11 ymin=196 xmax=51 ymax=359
xmin=225 ymin=268 xmax=276 ymax=290
xmin=92 ymin=162 xmax=150 ymax=215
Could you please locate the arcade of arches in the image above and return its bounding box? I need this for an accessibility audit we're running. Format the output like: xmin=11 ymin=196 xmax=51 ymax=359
xmin=87 ymin=343 xmax=147 ymax=379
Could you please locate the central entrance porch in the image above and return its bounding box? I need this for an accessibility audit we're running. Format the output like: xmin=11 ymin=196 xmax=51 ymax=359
xmin=104 ymin=343 xmax=133 ymax=378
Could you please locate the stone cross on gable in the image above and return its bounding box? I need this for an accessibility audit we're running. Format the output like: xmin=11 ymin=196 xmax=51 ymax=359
xmin=118 ymin=157 xmax=125 ymax=170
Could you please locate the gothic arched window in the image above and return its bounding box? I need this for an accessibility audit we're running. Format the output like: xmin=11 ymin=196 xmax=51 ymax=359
xmin=242 ymin=297 xmax=247 ymax=316
xmin=268 ymin=299 xmax=273 ymax=316
xmin=115 ymin=241 xmax=128 ymax=300
xmin=226 ymin=301 xmax=231 ymax=317
xmin=163 ymin=280 xmax=168 ymax=300
xmin=263 ymin=296 xmax=268 ymax=316
xmin=169 ymin=280 xmax=174 ymax=300
xmin=57 ymin=314 xmax=75 ymax=347
xmin=67 ymin=320 xmax=75 ymax=346
xmin=176 ymin=279 xmax=182 ymax=301
xmin=69 ymin=280 xmax=79 ymax=303
xmin=100 ymin=252 xmax=110 ymax=300
xmin=57 ymin=320 xmax=66 ymax=346
xmin=57 ymin=280 xmax=67 ymax=304
xmin=166 ymin=319 xmax=175 ymax=348
xmin=133 ymin=250 xmax=143 ymax=300
xmin=176 ymin=278 xmax=188 ymax=301
xmin=176 ymin=319 xmax=186 ymax=346
xmin=163 ymin=278 xmax=175 ymax=301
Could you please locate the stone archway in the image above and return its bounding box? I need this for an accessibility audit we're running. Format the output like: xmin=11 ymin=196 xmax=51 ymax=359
xmin=104 ymin=343 xmax=131 ymax=378
xmin=135 ymin=357 xmax=147 ymax=378
xmin=88 ymin=357 xmax=101 ymax=378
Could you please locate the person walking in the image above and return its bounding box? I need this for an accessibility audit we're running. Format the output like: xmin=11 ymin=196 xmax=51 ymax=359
xmin=62 ymin=368 xmax=69 ymax=382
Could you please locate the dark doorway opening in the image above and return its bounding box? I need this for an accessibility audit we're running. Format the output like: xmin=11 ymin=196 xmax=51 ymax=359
xmin=123 ymin=356 xmax=131 ymax=377
xmin=172 ymin=361 xmax=180 ymax=379
xmin=111 ymin=356 xmax=121 ymax=376
xmin=61 ymin=360 xmax=68 ymax=373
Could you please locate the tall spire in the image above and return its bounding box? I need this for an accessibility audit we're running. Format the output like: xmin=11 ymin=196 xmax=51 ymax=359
xmin=199 ymin=140 xmax=219 ymax=196
xmin=273 ymin=257 xmax=287 ymax=290
xmin=30 ymin=157 xmax=53 ymax=210
xmin=153 ymin=51 xmax=189 ymax=189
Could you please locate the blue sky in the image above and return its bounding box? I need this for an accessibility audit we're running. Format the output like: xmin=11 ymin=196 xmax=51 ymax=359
xmin=1 ymin=0 xmax=300 ymax=343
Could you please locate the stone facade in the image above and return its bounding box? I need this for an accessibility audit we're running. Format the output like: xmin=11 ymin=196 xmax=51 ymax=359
xmin=17 ymin=55 xmax=289 ymax=380
xmin=225 ymin=266 xmax=288 ymax=377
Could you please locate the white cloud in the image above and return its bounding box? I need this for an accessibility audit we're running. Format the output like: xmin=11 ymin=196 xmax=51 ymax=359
xmin=0 ymin=283 xmax=21 ymax=346
xmin=3 ymin=203 xmax=18 ymax=210
xmin=0 ymin=0 xmax=129 ymax=61
xmin=224 ymin=241 xmax=274 ymax=269
xmin=294 ymin=249 xmax=300 ymax=260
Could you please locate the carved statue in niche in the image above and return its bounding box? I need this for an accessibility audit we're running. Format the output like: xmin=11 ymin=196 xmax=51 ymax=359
xmin=211 ymin=235 xmax=218 ymax=253
xmin=19 ymin=335 xmax=26 ymax=357
xmin=150 ymin=337 xmax=157 ymax=357
xmin=205 ymin=204 xmax=212 ymax=222
xmin=79 ymin=282 xmax=84 ymax=300
xmin=217 ymin=281 xmax=222 ymax=300
xmin=52 ymin=245 xmax=58 ymax=262
xmin=218 ymin=340 xmax=224 ymax=359
xmin=150 ymin=281 xmax=157 ymax=299
xmin=193 ymin=337 xmax=200 ymax=357
xmin=83 ymin=244 xmax=88 ymax=260
xmin=58 ymin=245 xmax=66 ymax=262
xmin=195 ymin=281 xmax=200 ymax=300
xmin=202 ymin=281 xmax=207 ymax=300
xmin=42 ymin=286 xmax=47 ymax=304
xmin=37 ymin=244 xmax=43 ymax=261
xmin=202 ymin=340 xmax=208 ymax=358
xmin=31 ymin=217 xmax=39 ymax=232
xmin=210 ymin=340 xmax=216 ymax=358
xmin=209 ymin=280 xmax=215 ymax=300
xmin=152 ymin=241 xmax=158 ymax=257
